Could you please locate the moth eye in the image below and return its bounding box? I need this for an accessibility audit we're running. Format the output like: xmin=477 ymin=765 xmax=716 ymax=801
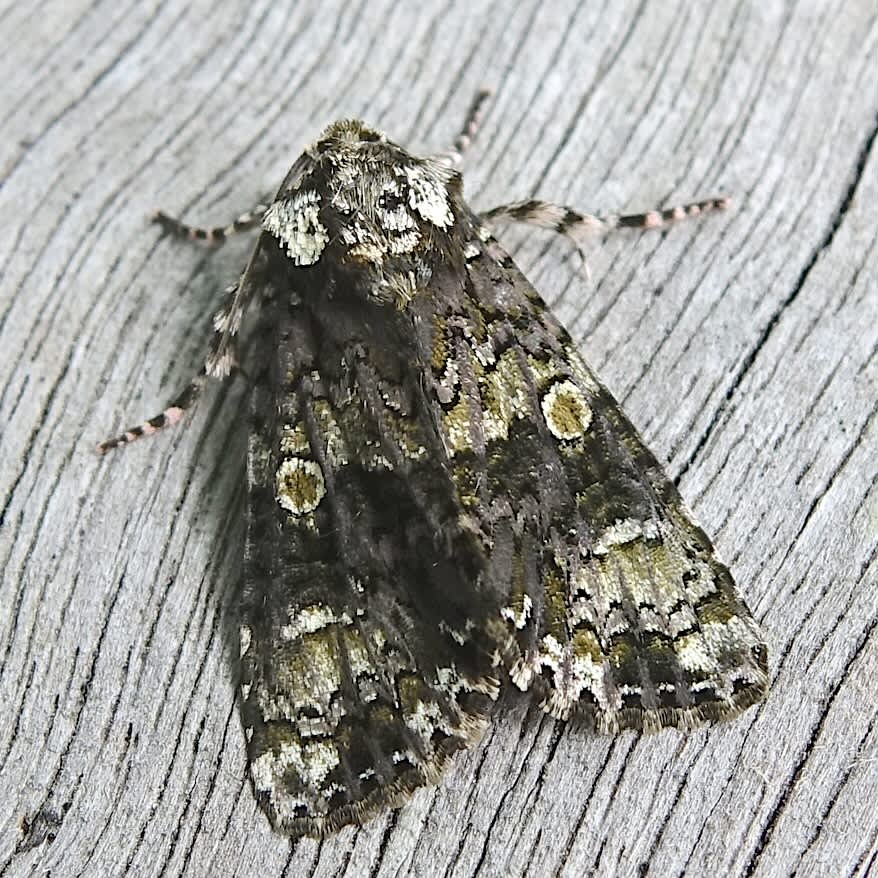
xmin=379 ymin=190 xmax=405 ymax=211
xmin=359 ymin=130 xmax=382 ymax=143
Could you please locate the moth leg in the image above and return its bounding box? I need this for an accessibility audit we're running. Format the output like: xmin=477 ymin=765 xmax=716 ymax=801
xmin=152 ymin=202 xmax=270 ymax=247
xmin=436 ymin=88 xmax=493 ymax=167
xmin=96 ymin=370 xmax=209 ymax=454
xmin=97 ymin=278 xmax=252 ymax=453
xmin=482 ymin=197 xmax=730 ymax=242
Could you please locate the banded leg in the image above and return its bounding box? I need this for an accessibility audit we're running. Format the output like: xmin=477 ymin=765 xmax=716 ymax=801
xmin=482 ymin=196 xmax=730 ymax=244
xmin=437 ymin=88 xmax=493 ymax=167
xmin=97 ymin=277 xmax=249 ymax=454
xmin=152 ymin=202 xmax=270 ymax=247
xmin=97 ymin=370 xmax=209 ymax=453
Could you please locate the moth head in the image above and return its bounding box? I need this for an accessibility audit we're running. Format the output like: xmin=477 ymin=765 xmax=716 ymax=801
xmin=262 ymin=120 xmax=468 ymax=307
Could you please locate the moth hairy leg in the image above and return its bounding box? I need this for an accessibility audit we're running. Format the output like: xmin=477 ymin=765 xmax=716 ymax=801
xmin=152 ymin=201 xmax=270 ymax=247
xmin=482 ymin=196 xmax=730 ymax=252
xmin=96 ymin=369 xmax=209 ymax=454
xmin=436 ymin=87 xmax=493 ymax=167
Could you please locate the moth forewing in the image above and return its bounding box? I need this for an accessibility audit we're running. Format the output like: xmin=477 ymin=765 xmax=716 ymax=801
xmin=99 ymin=96 xmax=766 ymax=839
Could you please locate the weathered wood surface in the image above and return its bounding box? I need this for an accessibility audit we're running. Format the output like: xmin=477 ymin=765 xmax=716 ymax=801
xmin=1 ymin=2 xmax=876 ymax=876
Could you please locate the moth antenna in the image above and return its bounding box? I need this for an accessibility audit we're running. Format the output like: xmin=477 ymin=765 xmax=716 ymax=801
xmin=152 ymin=202 xmax=270 ymax=247
xmin=438 ymin=87 xmax=493 ymax=167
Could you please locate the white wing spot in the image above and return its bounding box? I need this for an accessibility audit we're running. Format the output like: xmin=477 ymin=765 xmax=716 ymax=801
xmin=593 ymin=518 xmax=650 ymax=555
xmin=275 ymin=458 xmax=326 ymax=515
xmin=541 ymin=380 xmax=593 ymax=440
xmin=501 ymin=594 xmax=533 ymax=629
xmin=280 ymin=604 xmax=353 ymax=640
xmin=239 ymin=625 xmax=252 ymax=658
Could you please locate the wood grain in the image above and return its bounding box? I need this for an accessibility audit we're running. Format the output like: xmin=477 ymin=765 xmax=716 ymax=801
xmin=1 ymin=2 xmax=876 ymax=876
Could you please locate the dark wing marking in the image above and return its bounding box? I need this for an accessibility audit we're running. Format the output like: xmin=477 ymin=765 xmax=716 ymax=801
xmin=409 ymin=218 xmax=767 ymax=733
xmin=241 ymin=276 xmax=499 ymax=838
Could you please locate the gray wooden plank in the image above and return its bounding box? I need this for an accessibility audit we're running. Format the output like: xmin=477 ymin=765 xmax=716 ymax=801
xmin=1 ymin=2 xmax=875 ymax=876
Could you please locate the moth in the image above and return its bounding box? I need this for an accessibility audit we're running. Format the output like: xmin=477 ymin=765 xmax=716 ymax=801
xmin=99 ymin=91 xmax=768 ymax=838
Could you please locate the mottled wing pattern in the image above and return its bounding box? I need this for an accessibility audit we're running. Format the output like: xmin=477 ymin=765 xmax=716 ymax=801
xmin=410 ymin=218 xmax=767 ymax=732
xmin=100 ymin=109 xmax=767 ymax=841
xmin=240 ymin=269 xmax=499 ymax=837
